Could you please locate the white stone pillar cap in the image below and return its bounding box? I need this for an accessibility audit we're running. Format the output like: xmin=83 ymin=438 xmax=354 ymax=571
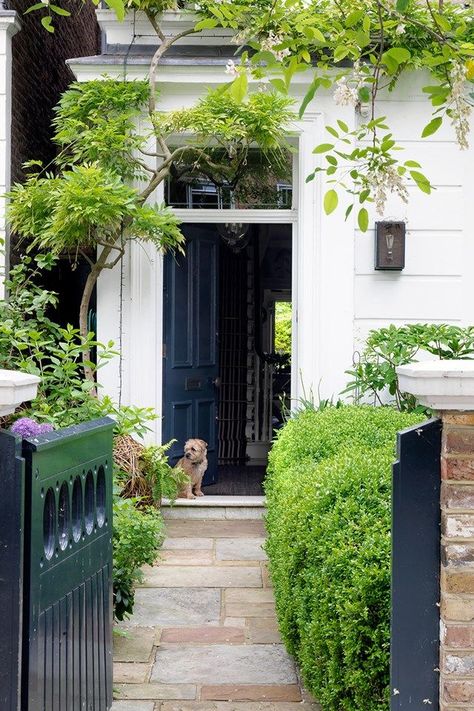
xmin=0 ymin=369 xmax=40 ymax=416
xmin=397 ymin=360 xmax=474 ymax=411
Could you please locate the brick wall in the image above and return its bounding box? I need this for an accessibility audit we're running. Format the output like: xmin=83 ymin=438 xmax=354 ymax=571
xmin=10 ymin=0 xmax=99 ymax=186
xmin=441 ymin=412 xmax=474 ymax=709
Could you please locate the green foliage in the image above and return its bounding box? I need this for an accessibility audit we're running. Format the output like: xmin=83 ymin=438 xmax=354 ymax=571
xmin=7 ymin=164 xmax=183 ymax=255
xmin=0 ymin=257 xmax=157 ymax=435
xmin=113 ymin=492 xmax=165 ymax=620
xmin=53 ymin=80 xmax=149 ymax=180
xmin=154 ymin=89 xmax=294 ymax=186
xmin=198 ymin=0 xmax=474 ymax=218
xmin=345 ymin=323 xmax=474 ymax=410
xmin=265 ymin=405 xmax=422 ymax=711
xmin=274 ymin=302 xmax=292 ymax=355
xmin=140 ymin=442 xmax=190 ymax=503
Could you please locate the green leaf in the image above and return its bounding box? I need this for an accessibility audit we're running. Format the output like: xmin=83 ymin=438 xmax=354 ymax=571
xmin=346 ymin=10 xmax=363 ymax=27
xmin=337 ymin=119 xmax=349 ymax=133
xmin=271 ymin=78 xmax=288 ymax=95
xmin=334 ymin=45 xmax=350 ymax=62
xmin=105 ymin=0 xmax=125 ymax=21
xmin=358 ymin=86 xmax=370 ymax=103
xmin=410 ymin=170 xmax=431 ymax=194
xmin=229 ymin=73 xmax=248 ymax=103
xmin=313 ymin=143 xmax=334 ymax=154
xmin=386 ymin=47 xmax=411 ymax=64
xmin=324 ymin=189 xmax=338 ymax=215
xmin=326 ymin=125 xmax=339 ymax=138
xmin=49 ymin=4 xmax=71 ymax=15
xmin=194 ymin=18 xmax=219 ymax=30
xmin=299 ymin=81 xmax=317 ymax=117
xmin=24 ymin=3 xmax=46 ymax=14
xmin=421 ymin=116 xmax=443 ymax=138
xmin=312 ymin=28 xmax=326 ymax=43
xmin=396 ymin=0 xmax=410 ymax=12
xmin=358 ymin=207 xmax=369 ymax=232
xmin=345 ymin=203 xmax=354 ymax=220
xmin=41 ymin=15 xmax=54 ymax=32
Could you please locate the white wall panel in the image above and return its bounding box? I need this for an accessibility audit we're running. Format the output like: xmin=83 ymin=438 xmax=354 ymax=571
xmin=355 ymin=230 xmax=463 ymax=277
xmin=355 ymin=275 xmax=462 ymax=321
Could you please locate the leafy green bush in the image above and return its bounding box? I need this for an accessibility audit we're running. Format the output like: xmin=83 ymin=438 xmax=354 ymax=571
xmin=265 ymin=405 xmax=421 ymax=711
xmin=345 ymin=323 xmax=474 ymax=411
xmin=113 ymin=493 xmax=165 ymax=621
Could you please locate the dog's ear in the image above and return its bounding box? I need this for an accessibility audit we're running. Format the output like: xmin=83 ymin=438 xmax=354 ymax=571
xmin=200 ymin=440 xmax=208 ymax=448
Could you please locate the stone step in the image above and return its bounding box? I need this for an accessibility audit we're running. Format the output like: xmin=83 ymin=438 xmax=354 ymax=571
xmin=161 ymin=496 xmax=266 ymax=520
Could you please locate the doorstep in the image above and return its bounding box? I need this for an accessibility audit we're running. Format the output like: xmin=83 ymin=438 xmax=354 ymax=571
xmin=161 ymin=496 xmax=266 ymax=520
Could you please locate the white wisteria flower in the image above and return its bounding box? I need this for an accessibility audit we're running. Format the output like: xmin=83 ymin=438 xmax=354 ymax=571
xmin=366 ymin=164 xmax=409 ymax=215
xmin=333 ymin=76 xmax=359 ymax=107
xmin=261 ymin=31 xmax=291 ymax=61
xmin=448 ymin=61 xmax=471 ymax=150
xmin=225 ymin=59 xmax=238 ymax=76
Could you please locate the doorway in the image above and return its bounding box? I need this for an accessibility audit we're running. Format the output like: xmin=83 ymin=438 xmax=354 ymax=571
xmin=162 ymin=223 xmax=292 ymax=496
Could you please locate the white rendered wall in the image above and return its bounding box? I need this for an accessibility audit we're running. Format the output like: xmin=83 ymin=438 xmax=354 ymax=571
xmin=0 ymin=13 xmax=19 ymax=300
xmin=71 ymin=20 xmax=474 ymax=430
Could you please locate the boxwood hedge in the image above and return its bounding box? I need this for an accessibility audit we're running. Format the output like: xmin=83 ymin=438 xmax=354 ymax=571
xmin=264 ymin=406 xmax=421 ymax=711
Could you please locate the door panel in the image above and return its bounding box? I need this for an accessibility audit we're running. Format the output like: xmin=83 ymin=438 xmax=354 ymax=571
xmin=163 ymin=225 xmax=219 ymax=485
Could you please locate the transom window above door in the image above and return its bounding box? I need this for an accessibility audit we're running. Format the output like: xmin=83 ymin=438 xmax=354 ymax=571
xmin=165 ymin=148 xmax=293 ymax=210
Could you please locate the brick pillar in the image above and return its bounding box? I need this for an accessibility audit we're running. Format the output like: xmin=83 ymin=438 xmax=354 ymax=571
xmin=397 ymin=362 xmax=474 ymax=711
xmin=440 ymin=412 xmax=474 ymax=708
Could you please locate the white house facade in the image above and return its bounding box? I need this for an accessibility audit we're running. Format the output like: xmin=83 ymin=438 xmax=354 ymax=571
xmin=32 ymin=11 xmax=474 ymax=476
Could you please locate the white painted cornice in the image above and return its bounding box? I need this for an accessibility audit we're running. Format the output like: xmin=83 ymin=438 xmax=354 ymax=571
xmin=397 ymin=361 xmax=474 ymax=411
xmin=96 ymin=8 xmax=234 ymax=46
xmin=0 ymin=11 xmax=21 ymax=36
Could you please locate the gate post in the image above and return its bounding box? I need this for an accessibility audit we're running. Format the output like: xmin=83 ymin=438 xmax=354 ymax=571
xmin=398 ymin=362 xmax=474 ymax=711
xmin=0 ymin=370 xmax=40 ymax=711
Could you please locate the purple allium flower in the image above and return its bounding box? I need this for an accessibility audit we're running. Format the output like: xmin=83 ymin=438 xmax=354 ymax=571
xmin=11 ymin=417 xmax=54 ymax=438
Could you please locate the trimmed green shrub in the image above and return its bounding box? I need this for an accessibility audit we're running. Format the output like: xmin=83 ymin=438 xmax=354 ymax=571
xmin=265 ymin=405 xmax=421 ymax=711
xmin=113 ymin=495 xmax=165 ymax=621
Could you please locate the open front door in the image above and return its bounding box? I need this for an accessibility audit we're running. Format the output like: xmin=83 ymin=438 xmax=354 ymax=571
xmin=163 ymin=224 xmax=219 ymax=485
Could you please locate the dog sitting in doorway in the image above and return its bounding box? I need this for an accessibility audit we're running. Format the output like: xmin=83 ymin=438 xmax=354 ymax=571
xmin=176 ymin=439 xmax=208 ymax=499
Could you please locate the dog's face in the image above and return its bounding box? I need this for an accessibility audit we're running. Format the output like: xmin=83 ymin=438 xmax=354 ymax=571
xmin=183 ymin=438 xmax=208 ymax=464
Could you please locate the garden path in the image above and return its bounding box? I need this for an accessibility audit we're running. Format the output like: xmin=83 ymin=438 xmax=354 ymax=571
xmin=111 ymin=501 xmax=320 ymax=711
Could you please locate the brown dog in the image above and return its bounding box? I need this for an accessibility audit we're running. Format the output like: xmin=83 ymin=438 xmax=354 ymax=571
xmin=176 ymin=439 xmax=208 ymax=499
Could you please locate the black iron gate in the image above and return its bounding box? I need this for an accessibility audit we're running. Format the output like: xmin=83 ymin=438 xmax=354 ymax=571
xmin=0 ymin=417 xmax=114 ymax=711
xmin=391 ymin=418 xmax=442 ymax=710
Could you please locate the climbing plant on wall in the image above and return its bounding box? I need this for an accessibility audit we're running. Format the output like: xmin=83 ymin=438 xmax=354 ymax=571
xmin=8 ymin=4 xmax=294 ymax=384
xmin=23 ymin=0 xmax=474 ymax=230
xmin=193 ymin=0 xmax=474 ymax=229
xmin=10 ymin=0 xmax=474 ymax=383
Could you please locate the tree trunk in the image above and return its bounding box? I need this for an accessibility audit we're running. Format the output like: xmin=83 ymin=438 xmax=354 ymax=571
xmin=79 ymin=245 xmax=114 ymax=393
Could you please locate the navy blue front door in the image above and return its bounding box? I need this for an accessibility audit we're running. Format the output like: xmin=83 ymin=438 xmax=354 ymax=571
xmin=163 ymin=224 xmax=219 ymax=484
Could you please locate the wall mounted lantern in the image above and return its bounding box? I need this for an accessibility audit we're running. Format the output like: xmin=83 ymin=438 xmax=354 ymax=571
xmin=375 ymin=221 xmax=406 ymax=271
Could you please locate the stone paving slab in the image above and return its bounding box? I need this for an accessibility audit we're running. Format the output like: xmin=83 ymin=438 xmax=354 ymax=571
xmin=115 ymin=683 xmax=196 ymax=700
xmin=165 ymin=520 xmax=266 ymax=539
xmin=140 ymin=566 xmax=262 ymax=589
xmin=113 ymin=627 xmax=156 ymax=662
xmin=216 ymin=538 xmax=267 ymax=561
xmin=160 ymin=702 xmax=321 ymax=711
xmin=121 ymin=588 xmax=221 ymax=627
xmin=247 ymin=618 xmax=283 ymax=644
xmin=113 ymin=662 xmax=151 ymax=684
xmin=226 ymin=589 xmax=275 ymax=603
xmin=162 ymin=538 xmax=214 ymax=550
xmin=151 ymin=645 xmax=297 ymax=685
xmin=201 ymin=685 xmax=302 ymax=701
xmin=159 ymin=550 xmax=215 ymax=566
xmin=225 ymin=601 xmax=277 ymax=618
xmin=161 ymin=627 xmax=245 ymax=644
xmin=111 ymin=702 xmax=155 ymax=711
